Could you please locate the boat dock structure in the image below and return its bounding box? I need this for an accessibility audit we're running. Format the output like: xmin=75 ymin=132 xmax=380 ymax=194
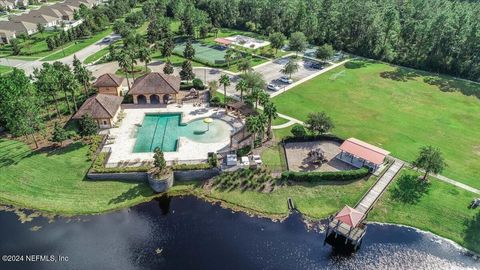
xmin=324 ymin=160 xmax=404 ymax=251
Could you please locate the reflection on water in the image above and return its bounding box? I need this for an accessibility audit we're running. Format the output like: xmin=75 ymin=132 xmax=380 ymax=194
xmin=0 ymin=196 xmax=478 ymax=270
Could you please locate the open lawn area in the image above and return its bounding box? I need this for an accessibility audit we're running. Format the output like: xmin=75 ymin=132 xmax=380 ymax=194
xmin=272 ymin=59 xmax=480 ymax=188
xmin=370 ymin=169 xmax=480 ymax=254
xmin=41 ymin=28 xmax=113 ymax=61
xmin=176 ymin=175 xmax=375 ymax=219
xmin=0 ymin=139 xmax=156 ymax=215
xmin=0 ymin=65 xmax=13 ymax=75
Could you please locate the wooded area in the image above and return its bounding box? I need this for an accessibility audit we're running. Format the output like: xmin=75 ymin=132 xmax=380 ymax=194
xmin=184 ymin=0 xmax=480 ymax=82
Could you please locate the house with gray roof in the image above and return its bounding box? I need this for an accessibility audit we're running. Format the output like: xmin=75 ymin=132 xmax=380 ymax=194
xmin=0 ymin=20 xmax=37 ymax=43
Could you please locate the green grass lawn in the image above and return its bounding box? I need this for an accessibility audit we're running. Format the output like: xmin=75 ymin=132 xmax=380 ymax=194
xmin=83 ymin=47 xmax=110 ymax=64
xmin=115 ymin=65 xmax=151 ymax=77
xmin=370 ymin=169 xmax=480 ymax=254
xmin=41 ymin=28 xmax=113 ymax=61
xmin=182 ymin=175 xmax=375 ymax=218
xmin=0 ymin=139 xmax=156 ymax=215
xmin=0 ymin=65 xmax=13 ymax=75
xmin=272 ymin=116 xmax=290 ymax=126
xmin=272 ymin=59 xmax=480 ymax=188
xmin=260 ymin=144 xmax=287 ymax=172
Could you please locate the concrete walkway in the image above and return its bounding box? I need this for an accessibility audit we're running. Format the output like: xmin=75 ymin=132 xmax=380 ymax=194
xmin=356 ymin=160 xmax=404 ymax=214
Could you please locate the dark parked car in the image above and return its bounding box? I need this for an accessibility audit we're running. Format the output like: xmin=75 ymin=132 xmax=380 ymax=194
xmin=310 ymin=62 xmax=323 ymax=69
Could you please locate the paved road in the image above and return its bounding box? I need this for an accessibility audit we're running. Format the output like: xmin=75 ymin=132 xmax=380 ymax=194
xmin=0 ymin=34 xmax=121 ymax=75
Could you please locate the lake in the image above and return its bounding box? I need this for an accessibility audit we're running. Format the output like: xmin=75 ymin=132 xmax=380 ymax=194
xmin=0 ymin=195 xmax=478 ymax=270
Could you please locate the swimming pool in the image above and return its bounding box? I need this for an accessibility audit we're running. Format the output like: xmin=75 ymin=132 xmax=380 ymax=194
xmin=133 ymin=113 xmax=232 ymax=152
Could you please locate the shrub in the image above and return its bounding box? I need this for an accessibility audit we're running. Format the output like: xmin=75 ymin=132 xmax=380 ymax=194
xmin=210 ymin=96 xmax=221 ymax=107
xmin=236 ymin=145 xmax=252 ymax=157
xmin=282 ymin=134 xmax=344 ymax=144
xmin=208 ymin=153 xmax=218 ymax=167
xmin=172 ymin=163 xmax=213 ymax=171
xmin=291 ymin=124 xmax=307 ymax=137
xmin=85 ymin=135 xmax=103 ymax=161
xmin=192 ymin=78 xmax=204 ymax=89
xmin=281 ymin=167 xmax=369 ymax=182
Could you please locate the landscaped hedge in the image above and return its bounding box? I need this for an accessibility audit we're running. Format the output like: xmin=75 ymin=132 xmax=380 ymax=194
xmin=281 ymin=167 xmax=370 ymax=182
xmin=171 ymin=163 xmax=213 ymax=171
xmin=282 ymin=134 xmax=345 ymax=144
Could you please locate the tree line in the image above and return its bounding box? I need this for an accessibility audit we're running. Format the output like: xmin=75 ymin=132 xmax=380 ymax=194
xmin=0 ymin=57 xmax=93 ymax=148
xmin=190 ymin=0 xmax=480 ymax=82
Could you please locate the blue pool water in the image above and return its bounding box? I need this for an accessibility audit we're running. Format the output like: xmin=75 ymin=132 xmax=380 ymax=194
xmin=133 ymin=114 xmax=232 ymax=152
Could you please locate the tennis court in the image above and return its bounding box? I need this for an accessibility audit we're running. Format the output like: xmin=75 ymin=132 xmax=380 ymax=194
xmin=174 ymin=42 xmax=228 ymax=66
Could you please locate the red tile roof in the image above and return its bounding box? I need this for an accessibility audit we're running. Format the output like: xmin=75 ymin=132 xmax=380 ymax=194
xmin=334 ymin=205 xmax=364 ymax=228
xmin=214 ymin=37 xmax=232 ymax=45
xmin=339 ymin=138 xmax=390 ymax=165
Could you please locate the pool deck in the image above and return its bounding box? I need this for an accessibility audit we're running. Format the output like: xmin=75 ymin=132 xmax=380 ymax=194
xmin=103 ymin=104 xmax=243 ymax=167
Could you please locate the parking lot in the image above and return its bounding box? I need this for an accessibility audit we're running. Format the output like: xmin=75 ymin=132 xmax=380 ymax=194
xmin=191 ymin=56 xmax=330 ymax=99
xmin=254 ymin=57 xmax=324 ymax=95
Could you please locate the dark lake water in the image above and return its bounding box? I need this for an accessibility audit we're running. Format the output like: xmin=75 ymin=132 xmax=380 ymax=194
xmin=0 ymin=195 xmax=478 ymax=270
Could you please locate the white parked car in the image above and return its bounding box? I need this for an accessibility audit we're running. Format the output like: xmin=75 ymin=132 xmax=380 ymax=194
xmin=280 ymin=76 xmax=293 ymax=84
xmin=252 ymin=155 xmax=262 ymax=165
xmin=226 ymin=154 xmax=237 ymax=166
xmin=267 ymin=83 xmax=281 ymax=91
xmin=240 ymin=156 xmax=250 ymax=166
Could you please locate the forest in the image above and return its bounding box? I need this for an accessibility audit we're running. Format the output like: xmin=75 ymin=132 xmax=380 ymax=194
xmin=169 ymin=0 xmax=480 ymax=82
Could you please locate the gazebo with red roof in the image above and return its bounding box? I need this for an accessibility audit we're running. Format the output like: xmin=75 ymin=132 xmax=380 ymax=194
xmin=333 ymin=205 xmax=364 ymax=228
xmin=337 ymin=138 xmax=390 ymax=171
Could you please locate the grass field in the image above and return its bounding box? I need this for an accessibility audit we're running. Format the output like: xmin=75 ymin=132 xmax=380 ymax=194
xmin=0 ymin=65 xmax=13 ymax=75
xmin=178 ymin=175 xmax=375 ymax=219
xmin=41 ymin=28 xmax=113 ymax=61
xmin=370 ymin=169 xmax=480 ymax=253
xmin=83 ymin=47 xmax=110 ymax=64
xmin=0 ymin=139 xmax=156 ymax=215
xmin=272 ymin=59 xmax=480 ymax=188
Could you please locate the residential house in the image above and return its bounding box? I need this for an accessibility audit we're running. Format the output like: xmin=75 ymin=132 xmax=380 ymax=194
xmin=0 ymin=0 xmax=15 ymax=10
xmin=72 ymin=94 xmax=123 ymax=129
xmin=128 ymin=72 xmax=181 ymax=104
xmin=93 ymin=73 xmax=125 ymax=96
xmin=12 ymin=12 xmax=61 ymax=28
xmin=50 ymin=3 xmax=77 ymax=21
xmin=0 ymin=20 xmax=37 ymax=43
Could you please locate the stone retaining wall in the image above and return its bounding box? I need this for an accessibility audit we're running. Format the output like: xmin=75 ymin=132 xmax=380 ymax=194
xmin=174 ymin=168 xmax=220 ymax=181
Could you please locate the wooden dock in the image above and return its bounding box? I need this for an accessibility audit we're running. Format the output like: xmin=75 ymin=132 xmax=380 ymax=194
xmin=355 ymin=160 xmax=404 ymax=214
xmin=324 ymin=160 xmax=404 ymax=251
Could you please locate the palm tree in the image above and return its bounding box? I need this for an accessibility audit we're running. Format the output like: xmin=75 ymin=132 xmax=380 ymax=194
xmin=139 ymin=47 xmax=152 ymax=72
xmin=224 ymin=49 xmax=234 ymax=68
xmin=281 ymin=58 xmax=299 ymax=79
xmin=219 ymin=74 xmax=231 ymax=105
xmin=263 ymin=102 xmax=278 ymax=139
xmin=117 ymin=49 xmax=134 ymax=91
xmin=246 ymin=115 xmax=263 ymax=150
xmin=235 ymin=79 xmax=248 ymax=101
xmin=237 ymin=58 xmax=252 ymax=73
xmin=258 ymin=90 xmax=270 ymax=107
xmin=76 ymin=66 xmax=91 ymax=97
xmin=250 ymin=87 xmax=263 ymax=109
